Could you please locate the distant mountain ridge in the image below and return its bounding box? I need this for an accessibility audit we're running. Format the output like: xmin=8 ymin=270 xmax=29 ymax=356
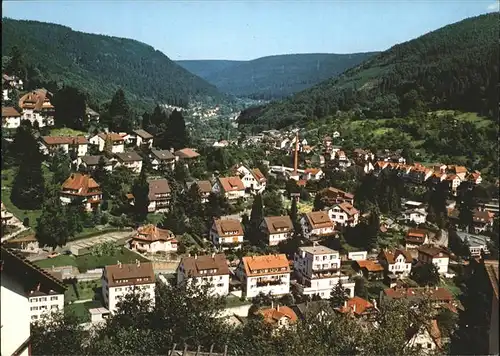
xmin=238 ymin=13 xmax=499 ymax=130
xmin=2 ymin=18 xmax=224 ymax=109
xmin=177 ymin=52 xmax=379 ymax=99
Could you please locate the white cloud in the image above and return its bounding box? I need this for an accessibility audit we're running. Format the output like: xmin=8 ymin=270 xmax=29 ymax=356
xmin=487 ymin=2 xmax=499 ymax=11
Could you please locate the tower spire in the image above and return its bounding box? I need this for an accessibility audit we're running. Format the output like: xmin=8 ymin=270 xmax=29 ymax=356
xmin=294 ymin=131 xmax=299 ymax=175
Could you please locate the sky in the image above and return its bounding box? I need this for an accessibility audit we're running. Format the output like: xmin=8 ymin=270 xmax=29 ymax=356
xmin=3 ymin=0 xmax=498 ymax=61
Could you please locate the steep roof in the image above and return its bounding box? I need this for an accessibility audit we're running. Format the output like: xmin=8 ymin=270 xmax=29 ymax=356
xmin=97 ymin=132 xmax=125 ymax=142
xmin=174 ymin=148 xmax=200 ymax=159
xmin=355 ymin=260 xmax=384 ymax=272
xmin=251 ymin=168 xmax=266 ymax=182
xmin=179 ymin=254 xmax=230 ymax=278
xmin=80 ymin=155 xmax=110 ymax=166
xmin=115 ymin=151 xmax=143 ymax=162
xmin=417 ymin=246 xmax=449 ymax=258
xmin=195 ymin=180 xmax=212 ymax=194
xmin=337 ymin=297 xmax=374 ymax=315
xmin=241 ymin=254 xmax=290 ymax=277
xmin=41 ymin=136 xmax=89 ymax=145
xmin=19 ymin=89 xmax=53 ymax=111
xmin=379 ymin=249 xmax=413 ymax=264
xmin=61 ymin=173 xmax=100 ymax=196
xmin=213 ymin=218 xmax=244 ymax=237
xmin=148 ymin=179 xmax=171 ymax=200
xmin=218 ymin=176 xmax=245 ymax=192
xmin=305 ymin=211 xmax=334 ymax=229
xmin=133 ymin=224 xmax=176 ymax=243
xmin=259 ymin=306 xmax=298 ymax=325
xmin=133 ymin=129 xmax=153 ymax=139
xmin=336 ymin=202 xmax=359 ymax=216
xmin=1 ymin=246 xmax=66 ymax=294
xmin=2 ymin=106 xmax=21 ymax=117
xmin=104 ymin=261 xmax=155 ymax=288
xmin=151 ymin=149 xmax=176 ymax=161
xmin=405 ymin=229 xmax=429 ymax=244
xmin=263 ymin=216 xmax=294 ymax=234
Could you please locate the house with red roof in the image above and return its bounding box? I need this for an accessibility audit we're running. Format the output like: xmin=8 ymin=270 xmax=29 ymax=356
xmin=89 ymin=132 xmax=126 ymax=153
xmin=212 ymin=176 xmax=246 ymax=200
xmin=1 ymin=106 xmax=22 ymax=129
xmin=257 ymin=304 xmax=298 ymax=331
xmin=39 ymin=135 xmax=89 ymax=157
xmin=60 ymin=173 xmax=102 ymax=211
xmin=18 ymin=88 xmax=54 ymax=127
xmin=327 ymin=202 xmax=360 ymax=227
xmin=232 ymin=164 xmax=267 ymax=194
xmin=129 ymin=224 xmax=177 ymax=254
xmin=378 ymin=249 xmax=413 ymax=280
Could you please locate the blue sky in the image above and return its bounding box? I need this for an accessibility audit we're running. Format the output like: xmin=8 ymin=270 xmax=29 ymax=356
xmin=3 ymin=1 xmax=498 ymax=60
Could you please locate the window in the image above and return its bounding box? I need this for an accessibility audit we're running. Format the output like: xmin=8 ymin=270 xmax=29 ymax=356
xmin=40 ymin=306 xmax=47 ymax=310
xmin=50 ymin=296 xmax=58 ymax=301
xmin=31 ymin=315 xmax=38 ymax=320
xmin=41 ymin=297 xmax=47 ymax=302
xmin=31 ymin=306 xmax=39 ymax=311
xmin=30 ymin=298 xmax=37 ymax=303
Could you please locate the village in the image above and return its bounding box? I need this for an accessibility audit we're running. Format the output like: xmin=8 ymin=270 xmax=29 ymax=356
xmin=1 ymin=68 xmax=499 ymax=355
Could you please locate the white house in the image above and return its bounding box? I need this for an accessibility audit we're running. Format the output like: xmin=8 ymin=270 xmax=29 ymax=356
xmin=236 ymin=254 xmax=291 ymax=298
xmin=405 ymin=319 xmax=443 ymax=354
xmin=39 ymin=136 xmax=89 ymax=157
xmin=89 ymin=132 xmax=125 ymax=153
xmin=129 ymin=224 xmax=177 ymax=254
xmin=293 ymin=244 xmax=354 ymax=300
xmin=445 ymin=174 xmax=463 ymax=195
xmin=403 ymin=208 xmax=428 ymax=224
xmin=177 ymin=253 xmax=230 ymax=297
xmin=1 ymin=106 xmax=22 ymax=129
xmin=378 ymin=249 xmax=413 ymax=279
xmin=60 ymin=173 xmax=102 ymax=212
xmin=210 ymin=218 xmax=244 ymax=250
xmin=212 ymin=176 xmax=246 ymax=200
xmin=233 ymin=165 xmax=267 ymax=194
xmin=18 ymin=89 xmax=55 ymax=127
xmin=417 ymin=246 xmax=450 ymax=275
xmin=146 ymin=179 xmax=171 ymax=213
xmin=258 ymin=305 xmax=298 ymax=331
xmin=150 ymin=149 xmax=176 ymax=170
xmin=456 ymin=231 xmax=490 ymax=257
xmin=132 ymin=129 xmax=154 ymax=149
xmin=348 ymin=251 xmax=368 ymax=261
xmin=327 ymin=202 xmax=359 ymax=227
xmin=1 ymin=246 xmax=66 ymax=356
xmin=28 ymin=274 xmax=65 ymax=322
xmin=260 ymin=216 xmax=294 ymax=246
xmin=302 ymin=168 xmax=324 ymax=181
xmin=102 ymin=260 xmax=156 ymax=314
xmin=405 ymin=229 xmax=430 ymax=249
xmin=114 ymin=151 xmax=143 ymax=173
xmin=300 ymin=211 xmax=335 ymax=240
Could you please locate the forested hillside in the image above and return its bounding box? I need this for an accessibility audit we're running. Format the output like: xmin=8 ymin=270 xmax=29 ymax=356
xmin=178 ymin=53 xmax=378 ymax=99
xmin=239 ymin=13 xmax=499 ymax=130
xmin=176 ymin=60 xmax=244 ymax=79
xmin=1 ymin=18 xmax=224 ymax=109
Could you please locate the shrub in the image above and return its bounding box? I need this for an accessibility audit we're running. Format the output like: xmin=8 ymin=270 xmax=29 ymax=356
xmin=23 ymin=217 xmax=30 ymax=227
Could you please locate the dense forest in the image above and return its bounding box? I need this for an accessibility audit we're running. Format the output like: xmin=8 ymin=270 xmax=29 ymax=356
xmin=179 ymin=53 xmax=378 ymax=100
xmin=1 ymin=18 xmax=226 ymax=110
xmin=238 ymin=13 xmax=499 ymax=130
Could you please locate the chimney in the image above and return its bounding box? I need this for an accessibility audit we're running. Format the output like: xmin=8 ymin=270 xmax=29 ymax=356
xmin=195 ymin=254 xmax=198 ymax=260
xmin=136 ymin=259 xmax=140 ymax=267
xmin=271 ymin=301 xmax=274 ymax=309
xmin=117 ymin=260 xmax=122 ymax=268
xmin=352 ymin=303 xmax=356 ymax=313
xmin=211 ymin=253 xmax=215 ymax=259
xmin=277 ymin=304 xmax=280 ymax=312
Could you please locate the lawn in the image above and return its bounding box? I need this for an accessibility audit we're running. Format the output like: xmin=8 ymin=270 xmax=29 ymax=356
xmin=34 ymin=247 xmax=149 ymax=272
xmin=1 ymin=166 xmax=54 ymax=229
xmin=225 ymin=295 xmax=251 ymax=308
xmin=65 ymin=300 xmax=103 ymax=322
xmin=49 ymin=127 xmax=87 ymax=136
xmin=65 ymin=279 xmax=102 ymax=303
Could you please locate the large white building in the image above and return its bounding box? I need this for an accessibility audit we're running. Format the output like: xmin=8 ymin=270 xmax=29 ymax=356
xmin=1 ymin=246 xmax=66 ymax=356
xmin=293 ymin=244 xmax=354 ymax=299
xmin=89 ymin=132 xmax=125 ymax=153
xmin=18 ymin=89 xmax=55 ymax=127
xmin=102 ymin=260 xmax=156 ymax=314
xmin=39 ymin=136 xmax=89 ymax=157
xmin=28 ymin=269 xmax=65 ymax=323
xmin=236 ymin=254 xmax=291 ymax=298
xmin=177 ymin=253 xmax=230 ymax=297
xmin=327 ymin=202 xmax=360 ymax=227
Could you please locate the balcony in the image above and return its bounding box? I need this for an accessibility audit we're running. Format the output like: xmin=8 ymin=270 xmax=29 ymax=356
xmin=255 ymin=279 xmax=285 ymax=288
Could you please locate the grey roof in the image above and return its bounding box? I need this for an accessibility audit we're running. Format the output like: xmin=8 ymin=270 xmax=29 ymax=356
xmin=151 ymin=149 xmax=176 ymax=161
xmin=81 ymin=155 xmax=110 ymax=166
xmin=133 ymin=129 xmax=154 ymax=139
xmin=115 ymin=151 xmax=143 ymax=162
xmin=86 ymin=107 xmax=99 ymax=116
xmin=292 ymin=300 xmax=331 ymax=320
xmin=456 ymin=231 xmax=491 ymax=247
xmin=299 ymin=245 xmax=337 ymax=255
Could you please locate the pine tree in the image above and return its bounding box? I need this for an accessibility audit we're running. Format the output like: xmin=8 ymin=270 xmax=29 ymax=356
xmin=52 ymin=86 xmax=87 ymax=129
xmin=184 ymin=183 xmax=204 ymax=218
xmin=132 ymin=167 xmax=149 ymax=223
xmin=6 ymin=46 xmax=27 ymax=80
xmin=106 ymin=89 xmax=134 ymax=131
xmin=36 ymin=185 xmax=70 ymax=248
xmin=49 ymin=148 xmax=71 ymax=184
xmin=93 ymin=156 xmax=108 ymax=185
xmin=248 ymin=194 xmax=264 ymax=245
xmin=11 ymin=128 xmax=45 ymax=210
xmin=457 ymin=182 xmax=475 ymax=232
xmin=330 ymin=280 xmax=349 ymax=308
xmin=161 ymin=109 xmax=189 ymax=150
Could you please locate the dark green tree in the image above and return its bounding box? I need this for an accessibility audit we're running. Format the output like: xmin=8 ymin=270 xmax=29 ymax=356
xmin=160 ymin=109 xmax=189 ymax=150
xmin=262 ymin=191 xmax=284 ymax=216
xmin=5 ymin=45 xmax=27 ymax=80
xmin=247 ymin=194 xmax=264 ymax=245
xmin=49 ymin=148 xmax=71 ymax=184
xmin=103 ymin=89 xmax=135 ymax=131
xmin=409 ymin=262 xmax=441 ymax=286
xmin=132 ymin=167 xmax=149 ymax=223
xmin=35 ymin=185 xmax=71 ymax=248
xmin=457 ymin=182 xmax=475 ymax=232
xmin=330 ymin=280 xmax=349 ymax=308
xmin=52 ymin=86 xmax=87 ymax=129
